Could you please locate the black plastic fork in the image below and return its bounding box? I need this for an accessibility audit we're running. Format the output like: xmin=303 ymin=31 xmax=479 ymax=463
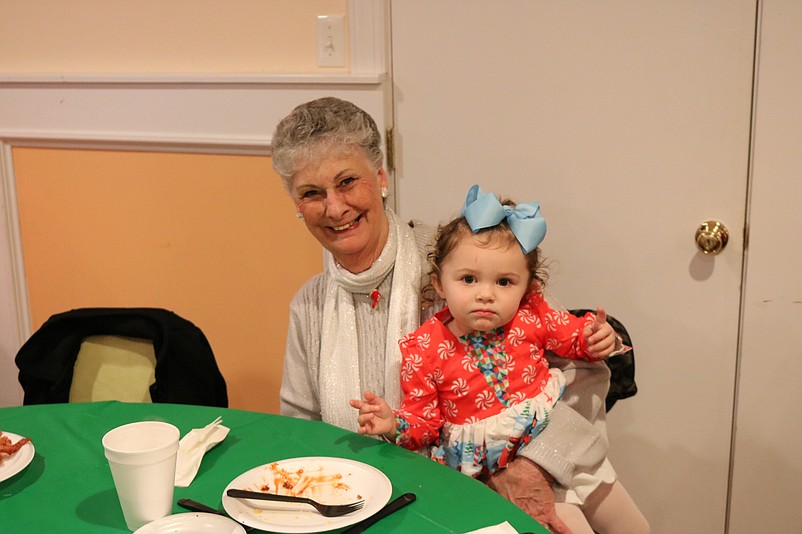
xmin=226 ymin=488 xmax=365 ymax=517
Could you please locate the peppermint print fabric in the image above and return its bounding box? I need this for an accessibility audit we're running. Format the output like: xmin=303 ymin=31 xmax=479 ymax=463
xmin=394 ymin=292 xmax=597 ymax=476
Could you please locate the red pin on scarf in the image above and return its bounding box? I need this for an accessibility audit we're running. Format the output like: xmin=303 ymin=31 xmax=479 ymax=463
xmin=370 ymin=289 xmax=381 ymax=309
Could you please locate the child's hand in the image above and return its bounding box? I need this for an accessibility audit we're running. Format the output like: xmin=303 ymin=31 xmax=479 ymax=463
xmin=583 ymin=307 xmax=618 ymax=359
xmin=349 ymin=390 xmax=396 ymax=439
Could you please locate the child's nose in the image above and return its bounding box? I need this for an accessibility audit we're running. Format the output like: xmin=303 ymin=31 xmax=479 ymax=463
xmin=476 ymin=285 xmax=495 ymax=302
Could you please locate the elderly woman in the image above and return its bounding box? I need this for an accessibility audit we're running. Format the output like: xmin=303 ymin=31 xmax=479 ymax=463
xmin=271 ymin=97 xmax=624 ymax=533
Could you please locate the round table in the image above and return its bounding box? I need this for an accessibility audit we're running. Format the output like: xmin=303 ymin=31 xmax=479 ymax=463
xmin=0 ymin=401 xmax=547 ymax=532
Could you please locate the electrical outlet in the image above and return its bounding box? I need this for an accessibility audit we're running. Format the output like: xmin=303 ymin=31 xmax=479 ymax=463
xmin=316 ymin=15 xmax=346 ymax=68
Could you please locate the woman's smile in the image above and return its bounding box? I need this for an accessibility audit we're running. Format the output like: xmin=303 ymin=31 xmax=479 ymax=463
xmin=329 ymin=214 xmax=363 ymax=232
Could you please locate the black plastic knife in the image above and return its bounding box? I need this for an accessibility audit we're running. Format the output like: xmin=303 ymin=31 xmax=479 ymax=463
xmin=342 ymin=492 xmax=416 ymax=533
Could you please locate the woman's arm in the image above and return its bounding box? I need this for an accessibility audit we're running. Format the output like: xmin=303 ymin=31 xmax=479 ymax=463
xmin=517 ymin=355 xmax=610 ymax=486
xmin=279 ymin=280 xmax=324 ymax=421
xmin=488 ymin=356 xmax=611 ymax=531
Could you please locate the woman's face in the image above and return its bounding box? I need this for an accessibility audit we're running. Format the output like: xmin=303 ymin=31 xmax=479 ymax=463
xmin=291 ymin=147 xmax=389 ymax=273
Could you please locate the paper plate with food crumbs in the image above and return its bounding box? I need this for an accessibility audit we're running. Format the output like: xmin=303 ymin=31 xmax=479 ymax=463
xmin=0 ymin=431 xmax=34 ymax=483
xmin=222 ymin=456 xmax=392 ymax=533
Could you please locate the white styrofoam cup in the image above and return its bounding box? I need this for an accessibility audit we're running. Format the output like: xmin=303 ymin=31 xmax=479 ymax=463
xmin=102 ymin=421 xmax=180 ymax=531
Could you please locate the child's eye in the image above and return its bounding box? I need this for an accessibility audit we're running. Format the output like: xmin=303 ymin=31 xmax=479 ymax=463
xmin=462 ymin=275 xmax=476 ymax=284
xmin=497 ymin=278 xmax=511 ymax=287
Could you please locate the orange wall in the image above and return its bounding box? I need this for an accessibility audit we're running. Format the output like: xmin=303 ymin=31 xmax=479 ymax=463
xmin=13 ymin=147 xmax=322 ymax=413
xmin=0 ymin=0 xmax=348 ymax=73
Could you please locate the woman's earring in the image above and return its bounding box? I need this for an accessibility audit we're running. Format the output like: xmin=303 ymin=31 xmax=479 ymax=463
xmin=295 ymin=212 xmax=304 ymax=220
xmin=381 ymin=187 xmax=388 ymax=199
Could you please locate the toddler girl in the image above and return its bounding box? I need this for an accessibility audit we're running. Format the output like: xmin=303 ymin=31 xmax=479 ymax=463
xmin=351 ymin=184 xmax=649 ymax=534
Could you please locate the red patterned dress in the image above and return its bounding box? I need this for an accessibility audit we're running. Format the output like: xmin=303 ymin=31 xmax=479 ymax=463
xmin=394 ymin=292 xmax=599 ymax=477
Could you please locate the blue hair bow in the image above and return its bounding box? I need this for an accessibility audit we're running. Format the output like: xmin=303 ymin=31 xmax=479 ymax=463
xmin=460 ymin=184 xmax=547 ymax=253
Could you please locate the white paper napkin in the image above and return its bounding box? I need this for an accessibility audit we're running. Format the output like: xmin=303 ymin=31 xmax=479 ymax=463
xmin=464 ymin=521 xmax=520 ymax=534
xmin=174 ymin=416 xmax=229 ymax=487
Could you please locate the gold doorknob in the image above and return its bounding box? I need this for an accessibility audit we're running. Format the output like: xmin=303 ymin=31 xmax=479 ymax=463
xmin=695 ymin=220 xmax=729 ymax=255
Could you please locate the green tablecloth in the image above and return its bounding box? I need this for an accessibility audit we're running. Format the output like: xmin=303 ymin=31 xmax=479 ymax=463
xmin=0 ymin=401 xmax=547 ymax=533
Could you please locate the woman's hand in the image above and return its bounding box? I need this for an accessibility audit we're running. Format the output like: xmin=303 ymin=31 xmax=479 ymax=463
xmin=583 ymin=307 xmax=618 ymax=359
xmin=485 ymin=457 xmax=572 ymax=534
xmin=349 ymin=390 xmax=396 ymax=439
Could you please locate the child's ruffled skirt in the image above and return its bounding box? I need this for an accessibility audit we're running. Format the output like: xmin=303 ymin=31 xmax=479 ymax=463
xmin=433 ymin=367 xmax=566 ymax=478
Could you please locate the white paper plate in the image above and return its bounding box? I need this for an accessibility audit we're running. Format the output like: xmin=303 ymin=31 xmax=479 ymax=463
xmin=0 ymin=432 xmax=35 ymax=483
xmin=222 ymin=456 xmax=392 ymax=533
xmin=134 ymin=512 xmax=246 ymax=534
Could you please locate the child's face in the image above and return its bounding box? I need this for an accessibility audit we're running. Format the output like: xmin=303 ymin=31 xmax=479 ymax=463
xmin=433 ymin=235 xmax=530 ymax=337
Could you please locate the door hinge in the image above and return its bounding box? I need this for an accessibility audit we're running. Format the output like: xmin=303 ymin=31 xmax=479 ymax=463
xmin=385 ymin=127 xmax=395 ymax=173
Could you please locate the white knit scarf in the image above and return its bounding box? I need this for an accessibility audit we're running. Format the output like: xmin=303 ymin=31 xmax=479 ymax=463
xmin=319 ymin=209 xmax=422 ymax=432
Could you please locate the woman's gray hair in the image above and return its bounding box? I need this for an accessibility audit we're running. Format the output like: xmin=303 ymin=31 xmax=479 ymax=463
xmin=271 ymin=97 xmax=384 ymax=192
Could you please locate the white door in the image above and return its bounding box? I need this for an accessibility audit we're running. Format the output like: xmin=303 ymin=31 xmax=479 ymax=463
xmin=729 ymin=2 xmax=802 ymax=532
xmin=391 ymin=2 xmax=755 ymax=532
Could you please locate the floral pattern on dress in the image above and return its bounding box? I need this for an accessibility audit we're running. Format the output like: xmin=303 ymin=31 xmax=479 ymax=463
xmin=464 ymin=328 xmax=509 ymax=407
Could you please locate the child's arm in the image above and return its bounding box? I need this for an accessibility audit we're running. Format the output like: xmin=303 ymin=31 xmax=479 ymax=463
xmin=582 ymin=307 xmax=621 ymax=359
xmin=532 ymin=296 xmax=621 ymax=360
xmin=349 ymin=391 xmax=396 ymax=440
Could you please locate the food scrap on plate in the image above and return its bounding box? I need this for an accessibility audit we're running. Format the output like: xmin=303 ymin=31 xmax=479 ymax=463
xmin=0 ymin=431 xmax=31 ymax=466
xmin=261 ymin=461 xmax=351 ymax=497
